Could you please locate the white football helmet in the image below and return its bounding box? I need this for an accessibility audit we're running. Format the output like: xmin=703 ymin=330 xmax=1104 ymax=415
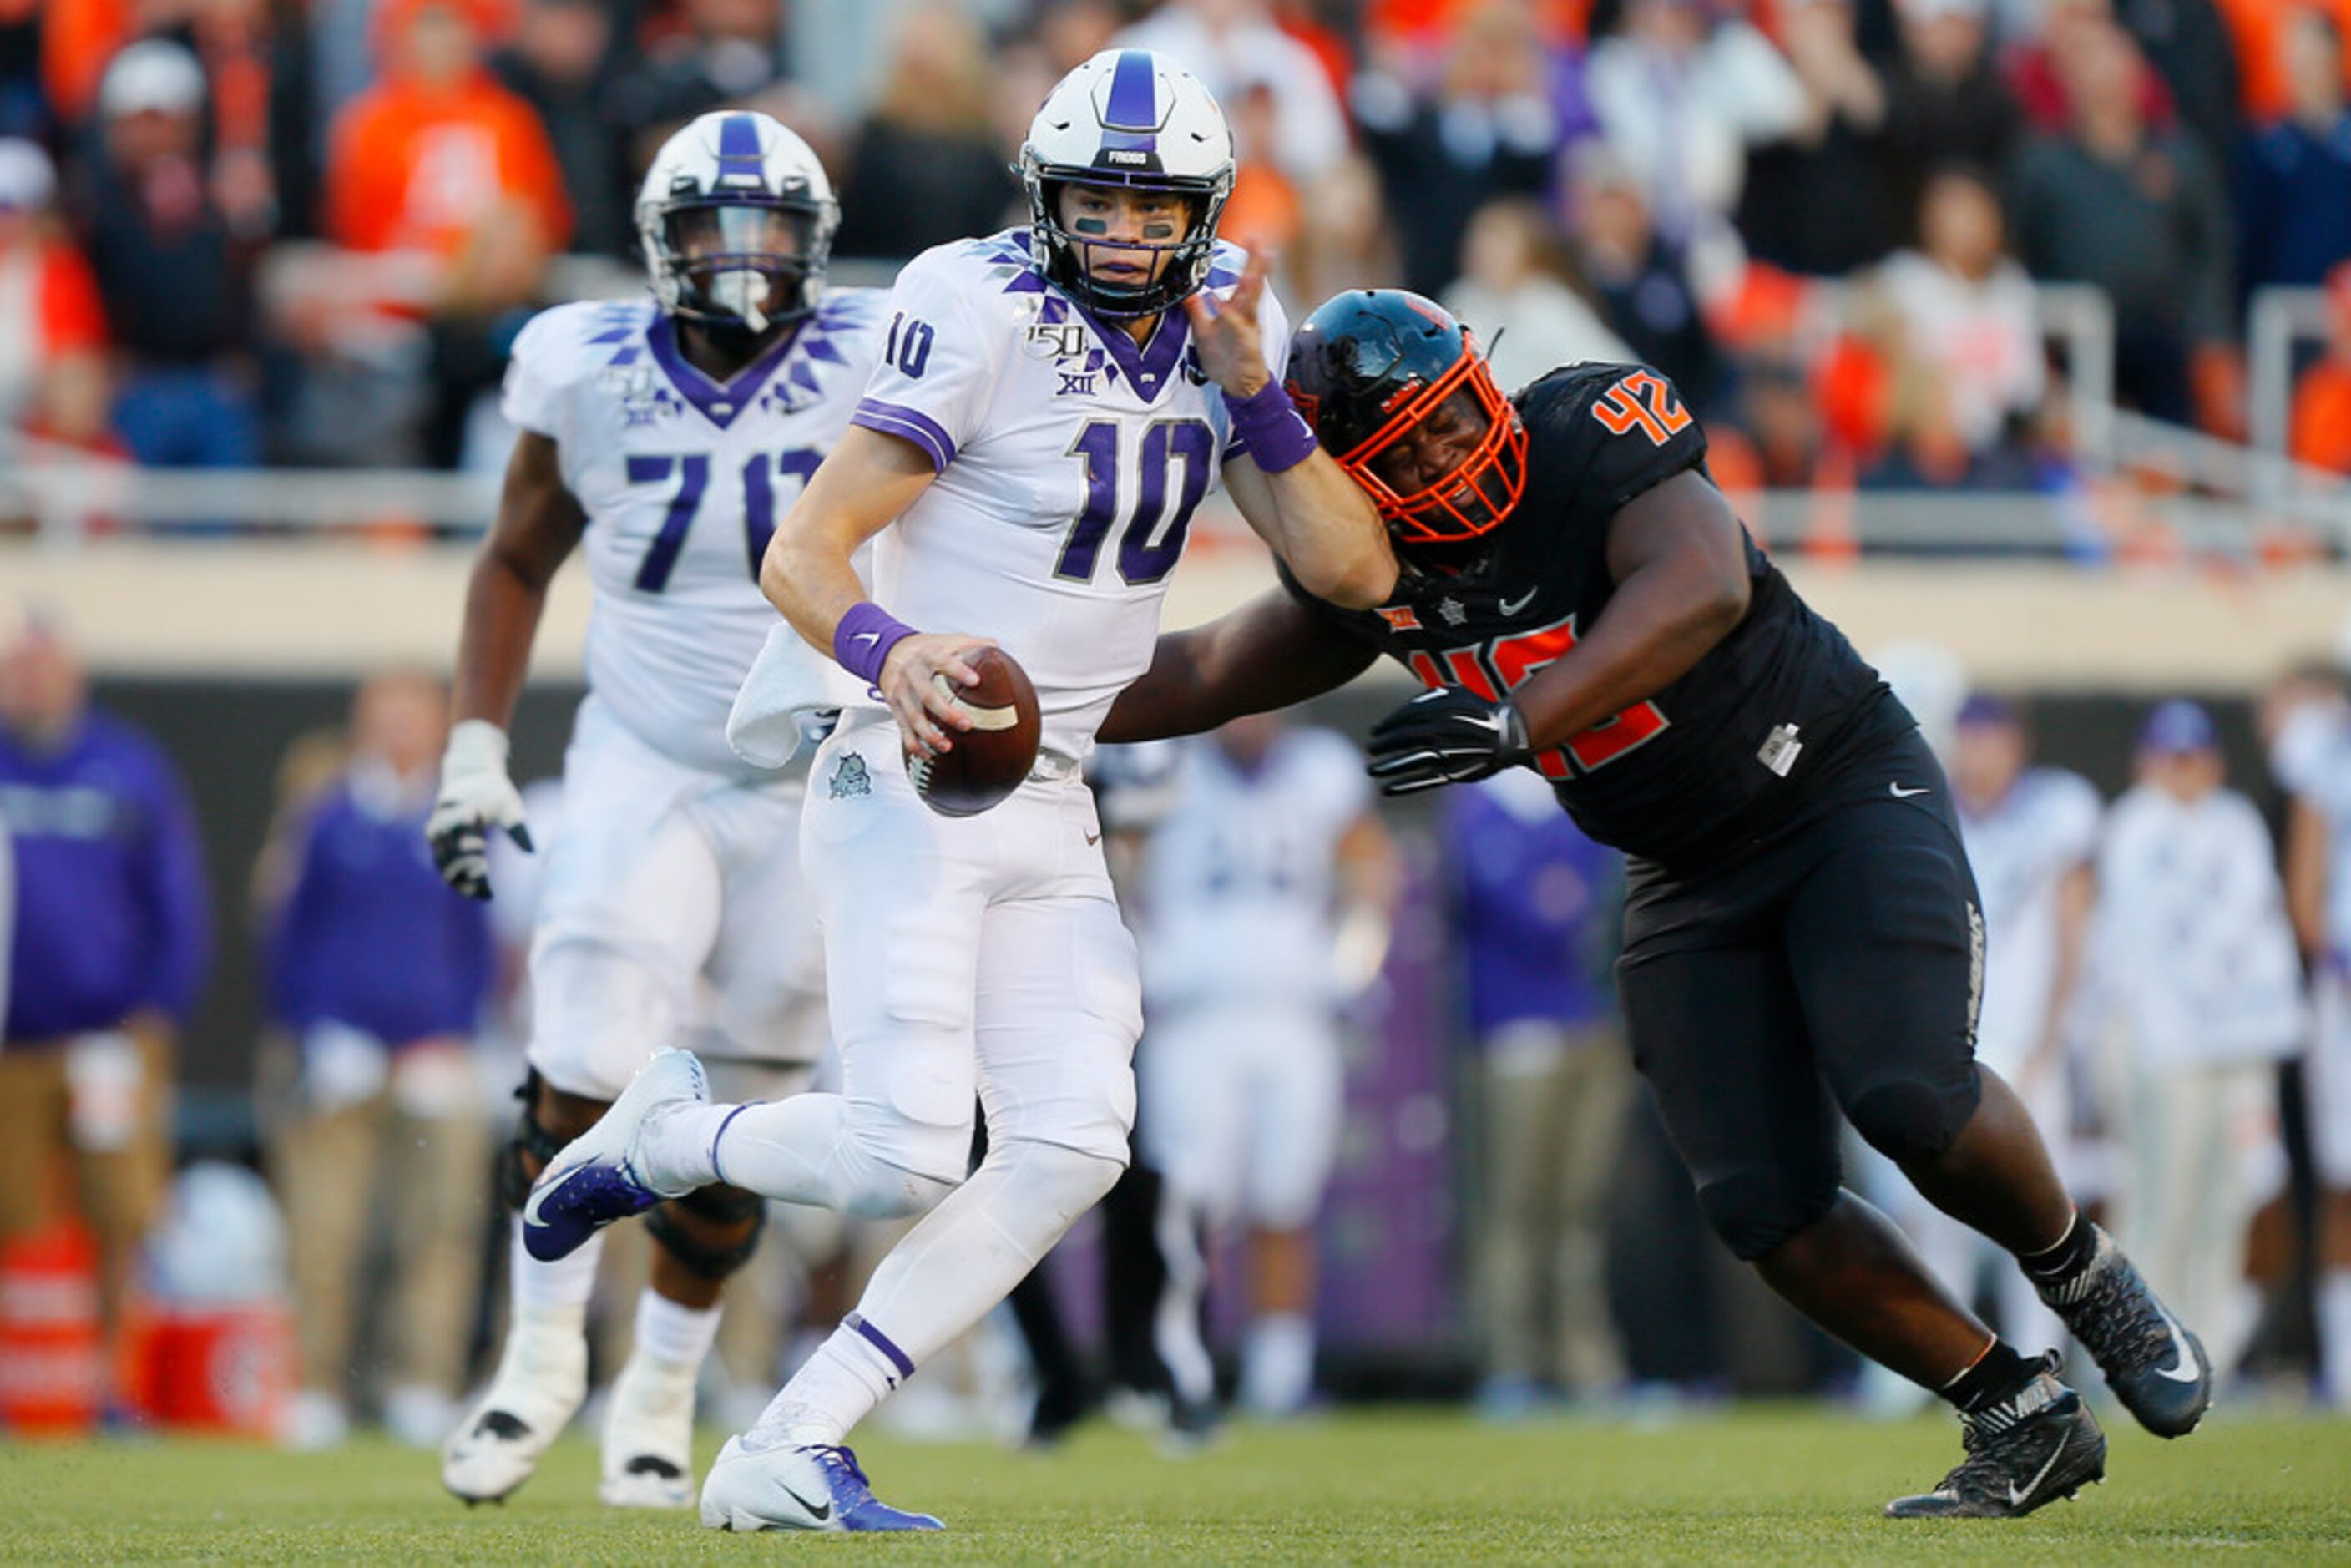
xmin=637 ymin=109 xmax=838 ymax=338
xmin=1019 ymin=48 xmax=1235 ymax=320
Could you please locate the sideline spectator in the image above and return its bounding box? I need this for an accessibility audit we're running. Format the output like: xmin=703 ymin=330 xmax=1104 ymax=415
xmin=834 ymin=1 xmax=1017 ymax=262
xmin=1874 ymin=164 xmax=2044 ymax=460
xmin=1584 ymin=0 xmax=1806 ymax=249
xmin=1879 ymin=0 xmax=2019 ymax=245
xmin=1116 ymin=0 xmax=1350 ymax=184
xmin=1282 ymin=151 xmax=1401 ymax=307
xmin=1446 ymin=768 xmax=1631 ymax=1419
xmin=1567 ymin=144 xmax=1726 ymax=416
xmin=0 ymin=139 xmax=111 ymax=453
xmin=2216 ymin=0 xmax=2351 ymax=130
xmin=324 ymin=0 xmax=570 ymax=468
xmin=78 ymin=41 xmax=264 ymax=468
xmin=491 ymin=0 xmax=629 ymax=260
xmin=1738 ymin=0 xmax=1897 ymax=277
xmin=2009 ymin=17 xmax=2233 ymax=427
xmin=1355 ymin=0 xmax=1567 ymax=298
xmin=2092 ymin=701 xmax=2303 ymax=1379
xmin=1443 ymin=197 xmax=1632 ymax=392
xmin=2237 ymin=8 xmax=2351 ymax=301
xmin=0 ymin=604 xmax=210 ymax=1421
xmin=264 ymin=672 xmax=493 ymax=1452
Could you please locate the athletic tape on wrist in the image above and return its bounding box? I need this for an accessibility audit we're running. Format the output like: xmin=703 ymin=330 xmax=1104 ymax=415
xmin=833 ymin=602 xmax=917 ymax=685
xmin=1227 ymin=380 xmax=1318 ymax=473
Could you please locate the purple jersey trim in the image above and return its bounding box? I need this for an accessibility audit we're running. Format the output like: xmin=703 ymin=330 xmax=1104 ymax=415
xmin=852 ymin=397 xmax=957 ymax=470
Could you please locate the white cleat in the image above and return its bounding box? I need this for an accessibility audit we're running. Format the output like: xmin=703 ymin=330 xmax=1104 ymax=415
xmin=700 ymin=1434 xmax=943 ymax=1532
xmin=599 ymin=1353 xmax=698 ymax=1510
xmin=441 ymin=1308 xmax=589 ymax=1505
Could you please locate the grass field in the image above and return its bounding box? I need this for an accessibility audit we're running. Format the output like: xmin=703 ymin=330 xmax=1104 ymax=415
xmin=3 ymin=1405 xmax=2348 ymax=1565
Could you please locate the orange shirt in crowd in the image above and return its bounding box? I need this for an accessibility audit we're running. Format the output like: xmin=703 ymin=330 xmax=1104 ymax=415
xmin=2291 ymin=359 xmax=2351 ymax=473
xmin=2217 ymin=0 xmax=2351 ymax=124
xmin=38 ymin=0 xmax=132 ymax=124
xmin=325 ymin=71 xmax=571 ymax=257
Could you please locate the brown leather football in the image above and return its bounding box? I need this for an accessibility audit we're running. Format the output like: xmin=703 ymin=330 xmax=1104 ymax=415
xmin=906 ymin=646 xmax=1043 ymax=817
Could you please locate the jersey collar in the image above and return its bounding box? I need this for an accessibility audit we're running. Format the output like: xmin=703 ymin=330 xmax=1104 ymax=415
xmin=645 ymin=314 xmax=801 ymax=429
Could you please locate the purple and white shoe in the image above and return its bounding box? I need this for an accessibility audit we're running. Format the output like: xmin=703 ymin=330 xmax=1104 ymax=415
xmin=522 ymin=1048 xmax=705 ymax=1262
xmin=700 ymin=1434 xmax=943 ymax=1532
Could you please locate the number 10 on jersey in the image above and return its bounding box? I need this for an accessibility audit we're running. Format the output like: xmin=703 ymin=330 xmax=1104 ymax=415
xmin=1053 ymin=418 xmax=1214 ymax=588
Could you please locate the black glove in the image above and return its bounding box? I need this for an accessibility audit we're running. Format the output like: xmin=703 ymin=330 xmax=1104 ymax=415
xmin=1366 ymin=686 xmax=1531 ymax=795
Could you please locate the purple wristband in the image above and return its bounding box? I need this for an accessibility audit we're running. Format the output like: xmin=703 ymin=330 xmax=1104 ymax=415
xmin=1226 ymin=380 xmax=1319 ymax=474
xmin=832 ymin=601 xmax=917 ymax=686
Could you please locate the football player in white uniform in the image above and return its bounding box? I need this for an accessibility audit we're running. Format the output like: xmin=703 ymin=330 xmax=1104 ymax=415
xmin=519 ymin=48 xmax=1395 ymax=1531
xmin=2272 ymin=660 xmax=2351 ymax=1407
xmin=1137 ymin=714 xmax=1394 ymax=1421
xmin=1888 ymin=696 xmax=2101 ymax=1367
xmin=425 ymin=111 xmax=886 ymax=1510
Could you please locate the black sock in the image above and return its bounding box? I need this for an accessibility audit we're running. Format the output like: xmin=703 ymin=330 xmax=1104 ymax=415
xmin=2017 ymin=1209 xmax=2098 ymax=1287
xmin=1942 ymin=1338 xmax=2038 ymax=1414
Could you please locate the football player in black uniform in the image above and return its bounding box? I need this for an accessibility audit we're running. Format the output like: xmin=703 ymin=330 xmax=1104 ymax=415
xmin=1100 ymin=291 xmax=2212 ymax=1518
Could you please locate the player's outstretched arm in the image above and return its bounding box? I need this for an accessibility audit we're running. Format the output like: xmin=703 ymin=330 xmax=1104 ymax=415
xmin=760 ymin=425 xmax=989 ymax=758
xmin=1188 ymin=254 xmax=1397 ymax=611
xmin=1099 ymin=587 xmax=1375 ymax=745
xmin=429 ymin=431 xmax=587 ymax=897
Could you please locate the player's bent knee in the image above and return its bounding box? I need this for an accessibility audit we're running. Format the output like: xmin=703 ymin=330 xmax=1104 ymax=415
xmin=1696 ymin=1168 xmax=1840 ymax=1261
xmin=1848 ymin=1078 xmax=1973 ymax=1166
xmin=645 ymin=1186 xmax=766 ymax=1280
xmin=992 ymin=1138 xmax=1125 ymax=1233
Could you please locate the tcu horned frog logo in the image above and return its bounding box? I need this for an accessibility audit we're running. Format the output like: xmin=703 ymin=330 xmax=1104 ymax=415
xmin=828 ymin=751 xmax=872 ymax=799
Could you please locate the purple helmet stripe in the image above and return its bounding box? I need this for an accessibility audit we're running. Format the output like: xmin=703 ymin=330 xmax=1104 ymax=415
xmin=715 ymin=112 xmax=765 ymax=187
xmin=1103 ymin=50 xmax=1159 ymax=134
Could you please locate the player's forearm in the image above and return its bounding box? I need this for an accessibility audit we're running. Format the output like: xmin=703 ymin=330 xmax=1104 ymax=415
xmin=761 ymin=524 xmax=870 ymax=657
xmin=453 ymin=552 xmax=549 ymax=729
xmin=1512 ymin=555 xmax=1745 ymax=751
xmin=1245 ymin=457 xmax=1397 ymax=610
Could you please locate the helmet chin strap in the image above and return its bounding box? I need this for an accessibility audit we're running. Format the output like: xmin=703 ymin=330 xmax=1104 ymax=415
xmin=710 ymin=267 xmax=771 ymax=334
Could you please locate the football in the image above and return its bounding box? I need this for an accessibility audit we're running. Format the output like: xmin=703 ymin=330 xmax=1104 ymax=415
xmin=906 ymin=645 xmax=1042 ymax=817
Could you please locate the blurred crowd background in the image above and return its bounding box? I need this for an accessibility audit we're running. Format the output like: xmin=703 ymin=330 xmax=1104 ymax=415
xmin=4 ymin=0 xmax=2351 ymax=511
xmin=4 ymin=0 xmax=2351 ymax=1454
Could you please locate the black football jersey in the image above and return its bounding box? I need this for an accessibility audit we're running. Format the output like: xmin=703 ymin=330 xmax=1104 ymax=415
xmin=1284 ymin=362 xmax=1892 ymax=867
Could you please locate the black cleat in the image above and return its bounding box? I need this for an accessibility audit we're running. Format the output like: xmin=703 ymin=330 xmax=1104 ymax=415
xmin=1886 ymin=1353 xmax=2107 ymax=1519
xmin=2035 ymin=1225 xmax=2212 ymax=1438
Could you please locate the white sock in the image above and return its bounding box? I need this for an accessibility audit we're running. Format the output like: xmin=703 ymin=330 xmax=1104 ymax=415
xmin=509 ymin=1215 xmax=604 ymax=1314
xmin=2323 ymin=1271 xmax=2351 ymax=1409
xmin=749 ymin=1138 xmax=1121 ymax=1445
xmin=640 ymin=1094 xmax=951 ymax=1218
xmin=631 ymin=1287 xmax=721 ymax=1373
xmin=751 ymin=1322 xmax=906 ymax=1447
xmin=1240 ymin=1313 xmax=1316 ymax=1416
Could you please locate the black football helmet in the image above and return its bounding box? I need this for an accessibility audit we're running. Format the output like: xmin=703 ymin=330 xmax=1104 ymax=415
xmin=1283 ymin=291 xmax=1526 ymax=546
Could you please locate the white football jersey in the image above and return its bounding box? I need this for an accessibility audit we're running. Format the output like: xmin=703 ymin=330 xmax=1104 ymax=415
xmin=1140 ymin=727 xmax=1368 ymax=1011
xmin=1959 ymin=767 xmax=2100 ymax=1071
xmin=847 ymin=229 xmax=1287 ymax=764
xmin=502 ymin=291 xmax=887 ymax=773
xmin=2274 ymin=702 xmax=2351 ymax=960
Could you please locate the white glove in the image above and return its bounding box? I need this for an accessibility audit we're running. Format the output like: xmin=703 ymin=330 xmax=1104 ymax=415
xmin=425 ymin=719 xmax=532 ymax=899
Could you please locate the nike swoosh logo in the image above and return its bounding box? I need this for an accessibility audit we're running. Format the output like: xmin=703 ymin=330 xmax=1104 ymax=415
xmin=2151 ymin=1298 xmax=2203 ymax=1383
xmin=1084 ymin=829 xmax=1102 ymax=845
xmin=2008 ymin=1428 xmax=2067 ymax=1508
xmin=852 ymin=631 xmax=881 ymax=645
xmin=783 ymin=1481 xmax=832 ymax=1521
xmin=1889 ymin=782 xmax=1931 ymax=798
xmin=1499 ymin=588 xmax=1539 ymax=615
